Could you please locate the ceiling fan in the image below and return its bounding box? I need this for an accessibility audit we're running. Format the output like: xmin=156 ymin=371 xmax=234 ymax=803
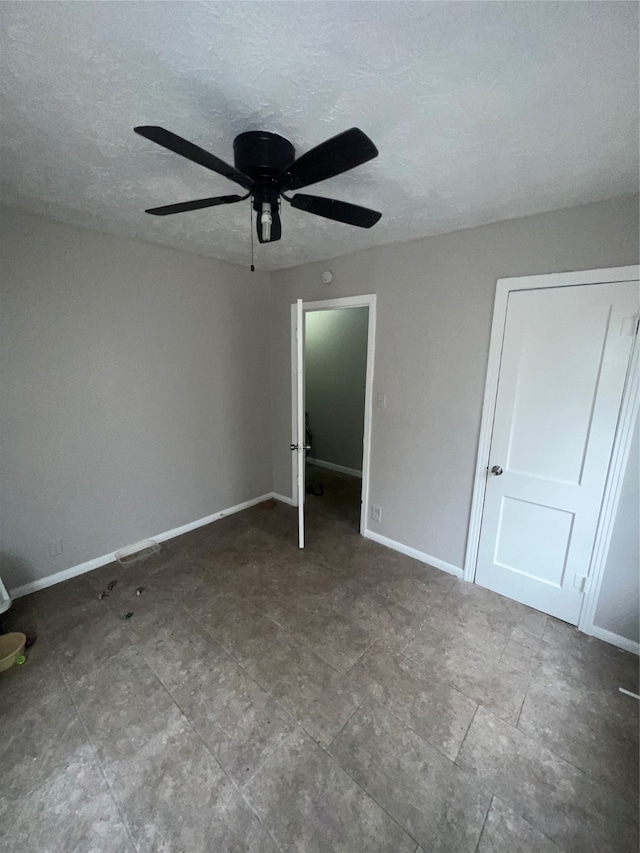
xmin=133 ymin=126 xmax=381 ymax=243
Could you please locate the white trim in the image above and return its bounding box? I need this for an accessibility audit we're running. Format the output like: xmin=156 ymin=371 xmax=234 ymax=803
xmin=588 ymin=625 xmax=639 ymax=657
xmin=9 ymin=553 xmax=117 ymax=599
xmin=291 ymin=294 xmax=377 ymax=539
xmin=272 ymin=492 xmax=297 ymax=507
xmin=307 ymin=458 xmax=362 ymax=478
xmin=0 ymin=576 xmax=12 ymax=614
xmin=365 ymin=529 xmax=463 ymax=578
xmin=360 ymin=298 xmax=377 ymax=537
xmin=290 ymin=303 xmax=298 ymax=507
xmin=495 ymin=265 xmax=639 ymax=290
xmin=9 ymin=492 xmax=274 ymax=599
xmin=464 ymin=265 xmax=640 ymax=585
xmin=295 ymin=298 xmax=305 ymax=548
xmin=462 ymin=278 xmax=509 ymax=582
xmin=303 ymin=294 xmax=376 ymax=311
xmin=151 ymin=492 xmax=275 ymax=542
xmin=579 ymin=336 xmax=639 ymax=638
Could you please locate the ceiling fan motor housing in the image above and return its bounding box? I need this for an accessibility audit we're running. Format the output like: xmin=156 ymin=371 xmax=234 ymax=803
xmin=233 ymin=131 xmax=295 ymax=185
xmin=234 ymin=131 xmax=294 ymax=240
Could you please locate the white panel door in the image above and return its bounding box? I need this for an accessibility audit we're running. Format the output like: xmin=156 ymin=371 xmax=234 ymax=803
xmin=476 ymin=280 xmax=638 ymax=623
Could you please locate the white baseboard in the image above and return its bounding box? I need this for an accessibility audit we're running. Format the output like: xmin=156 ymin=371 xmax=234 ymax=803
xmin=9 ymin=492 xmax=275 ymax=599
xmin=272 ymin=493 xmax=296 ymax=506
xmin=307 ymin=458 xmax=362 ymax=478
xmin=9 ymin=553 xmax=117 ymax=599
xmin=364 ymin=529 xmax=463 ymax=578
xmin=9 ymin=492 xmax=467 ymax=599
xmin=150 ymin=493 xmax=274 ymax=543
xmin=588 ymin=624 xmax=639 ymax=656
xmin=368 ymin=533 xmax=636 ymax=654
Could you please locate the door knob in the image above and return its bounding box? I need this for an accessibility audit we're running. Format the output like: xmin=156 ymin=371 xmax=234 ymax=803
xmin=491 ymin=465 xmax=503 ymax=476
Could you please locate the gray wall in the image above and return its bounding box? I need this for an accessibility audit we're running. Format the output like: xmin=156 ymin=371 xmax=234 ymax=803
xmin=2 ymin=197 xmax=638 ymax=645
xmin=594 ymin=414 xmax=639 ymax=643
xmin=270 ymin=196 xmax=639 ymax=588
xmin=305 ymin=308 xmax=368 ymax=472
xmin=0 ymin=208 xmax=272 ymax=590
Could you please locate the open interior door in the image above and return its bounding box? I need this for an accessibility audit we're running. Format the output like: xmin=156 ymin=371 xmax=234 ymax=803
xmin=291 ymin=298 xmax=307 ymax=547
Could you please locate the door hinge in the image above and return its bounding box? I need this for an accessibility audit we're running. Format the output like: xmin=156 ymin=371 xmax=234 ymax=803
xmin=573 ymin=574 xmax=588 ymax=593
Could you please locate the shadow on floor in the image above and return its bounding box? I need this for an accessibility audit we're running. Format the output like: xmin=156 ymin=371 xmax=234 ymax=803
xmin=305 ymin=462 xmax=362 ymax=531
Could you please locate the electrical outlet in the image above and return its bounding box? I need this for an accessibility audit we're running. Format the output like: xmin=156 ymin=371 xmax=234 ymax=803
xmin=49 ymin=538 xmax=63 ymax=557
xmin=370 ymin=505 xmax=382 ymax=522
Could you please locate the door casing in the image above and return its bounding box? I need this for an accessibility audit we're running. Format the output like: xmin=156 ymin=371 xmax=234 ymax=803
xmin=290 ymin=294 xmax=377 ymax=537
xmin=464 ymin=265 xmax=639 ymax=646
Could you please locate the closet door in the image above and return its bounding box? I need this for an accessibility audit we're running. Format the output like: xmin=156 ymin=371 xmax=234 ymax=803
xmin=475 ymin=279 xmax=638 ymax=623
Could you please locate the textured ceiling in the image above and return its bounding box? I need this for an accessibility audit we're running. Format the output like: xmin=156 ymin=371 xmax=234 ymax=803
xmin=1 ymin=2 xmax=638 ymax=270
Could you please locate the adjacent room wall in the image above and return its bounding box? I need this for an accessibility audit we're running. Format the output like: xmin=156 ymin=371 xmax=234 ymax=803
xmin=0 ymin=207 xmax=272 ymax=591
xmin=594 ymin=414 xmax=639 ymax=644
xmin=305 ymin=307 xmax=368 ymax=473
xmin=270 ymin=195 xmax=640 ymax=618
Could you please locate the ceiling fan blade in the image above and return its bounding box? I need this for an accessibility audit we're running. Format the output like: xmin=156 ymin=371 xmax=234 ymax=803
xmin=289 ymin=194 xmax=381 ymax=228
xmin=134 ymin=126 xmax=254 ymax=191
xmin=279 ymin=128 xmax=378 ymax=191
xmin=145 ymin=194 xmax=248 ymax=216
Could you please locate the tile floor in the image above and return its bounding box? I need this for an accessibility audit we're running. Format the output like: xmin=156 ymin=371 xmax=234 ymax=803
xmin=1 ymin=477 xmax=638 ymax=853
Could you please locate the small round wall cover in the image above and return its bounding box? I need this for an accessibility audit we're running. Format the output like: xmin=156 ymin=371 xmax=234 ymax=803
xmin=322 ymin=270 xmax=333 ymax=284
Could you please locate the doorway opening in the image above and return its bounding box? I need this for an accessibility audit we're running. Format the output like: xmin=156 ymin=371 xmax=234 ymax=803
xmin=304 ymin=306 xmax=369 ymax=531
xmin=291 ymin=295 xmax=376 ymax=545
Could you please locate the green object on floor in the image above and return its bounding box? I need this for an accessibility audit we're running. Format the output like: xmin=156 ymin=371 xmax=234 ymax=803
xmin=123 ymin=612 xmax=133 ymax=620
xmin=15 ymin=654 xmax=26 ymax=665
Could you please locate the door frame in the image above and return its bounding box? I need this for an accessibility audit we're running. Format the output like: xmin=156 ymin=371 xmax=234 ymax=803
xmin=463 ymin=265 xmax=639 ymax=640
xmin=290 ymin=294 xmax=377 ymax=537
